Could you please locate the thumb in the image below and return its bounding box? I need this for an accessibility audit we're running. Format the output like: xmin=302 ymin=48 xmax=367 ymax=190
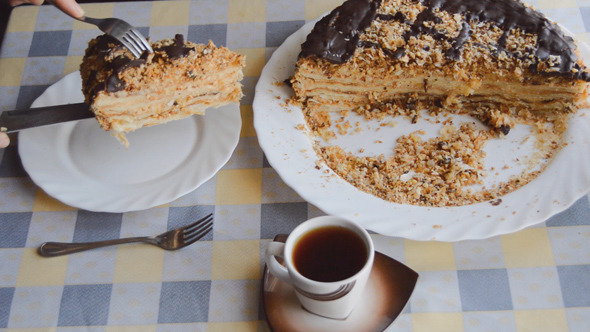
xmin=0 ymin=132 xmax=10 ymax=148
xmin=51 ymin=0 xmax=85 ymax=18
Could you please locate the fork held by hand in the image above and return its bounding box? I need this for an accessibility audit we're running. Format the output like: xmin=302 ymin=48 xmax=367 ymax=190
xmin=46 ymin=0 xmax=153 ymax=58
xmin=38 ymin=213 xmax=214 ymax=257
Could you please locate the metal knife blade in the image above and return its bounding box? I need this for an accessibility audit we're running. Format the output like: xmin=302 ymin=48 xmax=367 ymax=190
xmin=0 ymin=103 xmax=95 ymax=133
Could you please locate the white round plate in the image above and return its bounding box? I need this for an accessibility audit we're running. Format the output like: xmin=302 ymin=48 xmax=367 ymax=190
xmin=19 ymin=71 xmax=241 ymax=213
xmin=253 ymin=20 xmax=590 ymax=241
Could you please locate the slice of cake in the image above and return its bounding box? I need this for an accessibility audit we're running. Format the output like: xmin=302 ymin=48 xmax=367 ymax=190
xmin=292 ymin=0 xmax=590 ymax=134
xmin=80 ymin=34 xmax=245 ymax=145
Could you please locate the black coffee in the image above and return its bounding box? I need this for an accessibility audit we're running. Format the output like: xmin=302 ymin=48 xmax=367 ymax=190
xmin=292 ymin=226 xmax=368 ymax=282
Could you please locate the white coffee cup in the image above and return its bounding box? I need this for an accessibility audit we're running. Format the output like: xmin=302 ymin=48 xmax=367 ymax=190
xmin=265 ymin=216 xmax=375 ymax=320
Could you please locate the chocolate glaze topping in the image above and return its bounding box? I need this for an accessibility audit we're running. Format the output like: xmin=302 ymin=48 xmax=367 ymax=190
xmin=299 ymin=0 xmax=380 ymax=63
xmin=154 ymin=34 xmax=195 ymax=59
xmin=299 ymin=0 xmax=590 ymax=81
xmin=86 ymin=34 xmax=195 ymax=97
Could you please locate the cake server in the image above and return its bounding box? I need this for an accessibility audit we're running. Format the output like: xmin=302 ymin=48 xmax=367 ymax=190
xmin=0 ymin=103 xmax=94 ymax=133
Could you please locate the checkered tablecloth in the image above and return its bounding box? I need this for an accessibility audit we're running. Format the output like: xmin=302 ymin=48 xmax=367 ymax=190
xmin=1 ymin=0 xmax=589 ymax=331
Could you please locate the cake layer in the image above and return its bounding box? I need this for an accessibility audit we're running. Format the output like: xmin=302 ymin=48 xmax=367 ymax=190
xmin=294 ymin=62 xmax=584 ymax=114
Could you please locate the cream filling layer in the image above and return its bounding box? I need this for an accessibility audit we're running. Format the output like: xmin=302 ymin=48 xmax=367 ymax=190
xmin=294 ymin=71 xmax=587 ymax=113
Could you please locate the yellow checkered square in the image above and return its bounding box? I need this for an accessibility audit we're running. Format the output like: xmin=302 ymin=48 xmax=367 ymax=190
xmin=211 ymin=240 xmax=261 ymax=280
xmin=404 ymin=240 xmax=456 ymax=271
xmin=106 ymin=326 xmax=157 ymax=332
xmin=412 ymin=313 xmax=464 ymax=332
xmin=63 ymin=56 xmax=83 ymax=76
xmin=6 ymin=7 xmax=39 ymax=32
xmin=33 ymin=188 xmax=76 ymax=212
xmin=215 ymin=169 xmax=262 ymax=205
xmin=240 ymin=105 xmax=256 ymax=138
xmin=0 ymin=58 xmax=26 ymax=86
xmin=4 ymin=327 xmax=60 ymax=332
xmin=113 ymin=246 xmax=164 ymax=283
xmin=73 ymin=4 xmax=114 ymax=30
xmin=514 ymin=309 xmax=568 ymax=332
xmin=235 ymin=48 xmax=264 ymax=77
xmin=501 ymin=228 xmax=555 ymax=268
xmin=150 ymin=1 xmax=190 ymax=27
xmin=207 ymin=322 xmax=259 ymax=332
xmin=16 ymin=248 xmax=68 ymax=286
xmin=227 ymin=0 xmax=266 ymax=23
xmin=304 ymin=0 xmax=343 ymax=20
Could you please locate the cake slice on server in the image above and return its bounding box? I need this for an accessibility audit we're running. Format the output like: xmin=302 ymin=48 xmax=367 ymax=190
xmin=80 ymin=34 xmax=245 ymax=145
xmin=292 ymin=0 xmax=590 ymax=134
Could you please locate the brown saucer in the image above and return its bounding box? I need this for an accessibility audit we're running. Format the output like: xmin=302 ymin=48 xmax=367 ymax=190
xmin=261 ymin=235 xmax=418 ymax=332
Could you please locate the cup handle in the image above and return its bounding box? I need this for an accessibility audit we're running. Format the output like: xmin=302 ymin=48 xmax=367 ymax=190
xmin=265 ymin=241 xmax=291 ymax=284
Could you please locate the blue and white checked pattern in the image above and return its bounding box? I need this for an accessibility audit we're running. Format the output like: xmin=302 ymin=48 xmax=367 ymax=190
xmin=0 ymin=1 xmax=589 ymax=331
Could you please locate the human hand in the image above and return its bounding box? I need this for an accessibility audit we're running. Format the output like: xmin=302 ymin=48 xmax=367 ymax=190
xmin=8 ymin=0 xmax=84 ymax=18
xmin=4 ymin=0 xmax=85 ymax=149
xmin=0 ymin=132 xmax=9 ymax=148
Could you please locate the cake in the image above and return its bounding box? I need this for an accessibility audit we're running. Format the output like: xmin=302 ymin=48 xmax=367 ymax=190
xmin=292 ymin=0 xmax=590 ymax=134
xmin=80 ymin=34 xmax=245 ymax=145
xmin=290 ymin=0 xmax=590 ymax=206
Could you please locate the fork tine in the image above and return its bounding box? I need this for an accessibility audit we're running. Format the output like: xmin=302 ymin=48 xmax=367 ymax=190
xmin=183 ymin=215 xmax=214 ymax=238
xmin=129 ymin=29 xmax=153 ymax=53
xmin=183 ymin=213 xmax=213 ymax=231
xmin=120 ymin=35 xmax=142 ymax=58
xmin=182 ymin=225 xmax=213 ymax=247
xmin=125 ymin=31 xmax=148 ymax=55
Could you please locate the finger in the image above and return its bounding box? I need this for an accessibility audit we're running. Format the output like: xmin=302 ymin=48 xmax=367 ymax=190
xmin=0 ymin=133 xmax=10 ymax=148
xmin=52 ymin=0 xmax=85 ymax=18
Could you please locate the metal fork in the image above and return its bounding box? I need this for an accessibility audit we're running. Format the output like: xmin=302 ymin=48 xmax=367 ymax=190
xmin=46 ymin=0 xmax=153 ymax=58
xmin=38 ymin=213 xmax=214 ymax=257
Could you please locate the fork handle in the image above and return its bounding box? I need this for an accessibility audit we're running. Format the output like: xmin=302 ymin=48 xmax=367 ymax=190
xmin=38 ymin=237 xmax=154 ymax=257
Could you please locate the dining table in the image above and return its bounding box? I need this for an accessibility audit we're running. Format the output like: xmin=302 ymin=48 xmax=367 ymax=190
xmin=1 ymin=0 xmax=590 ymax=331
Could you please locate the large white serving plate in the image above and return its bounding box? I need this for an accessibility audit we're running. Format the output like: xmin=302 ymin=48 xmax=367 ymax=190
xmin=253 ymin=20 xmax=590 ymax=241
xmin=19 ymin=71 xmax=241 ymax=213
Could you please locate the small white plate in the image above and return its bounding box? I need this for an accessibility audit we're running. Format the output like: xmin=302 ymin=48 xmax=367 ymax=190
xmin=253 ymin=20 xmax=590 ymax=241
xmin=18 ymin=71 xmax=241 ymax=213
